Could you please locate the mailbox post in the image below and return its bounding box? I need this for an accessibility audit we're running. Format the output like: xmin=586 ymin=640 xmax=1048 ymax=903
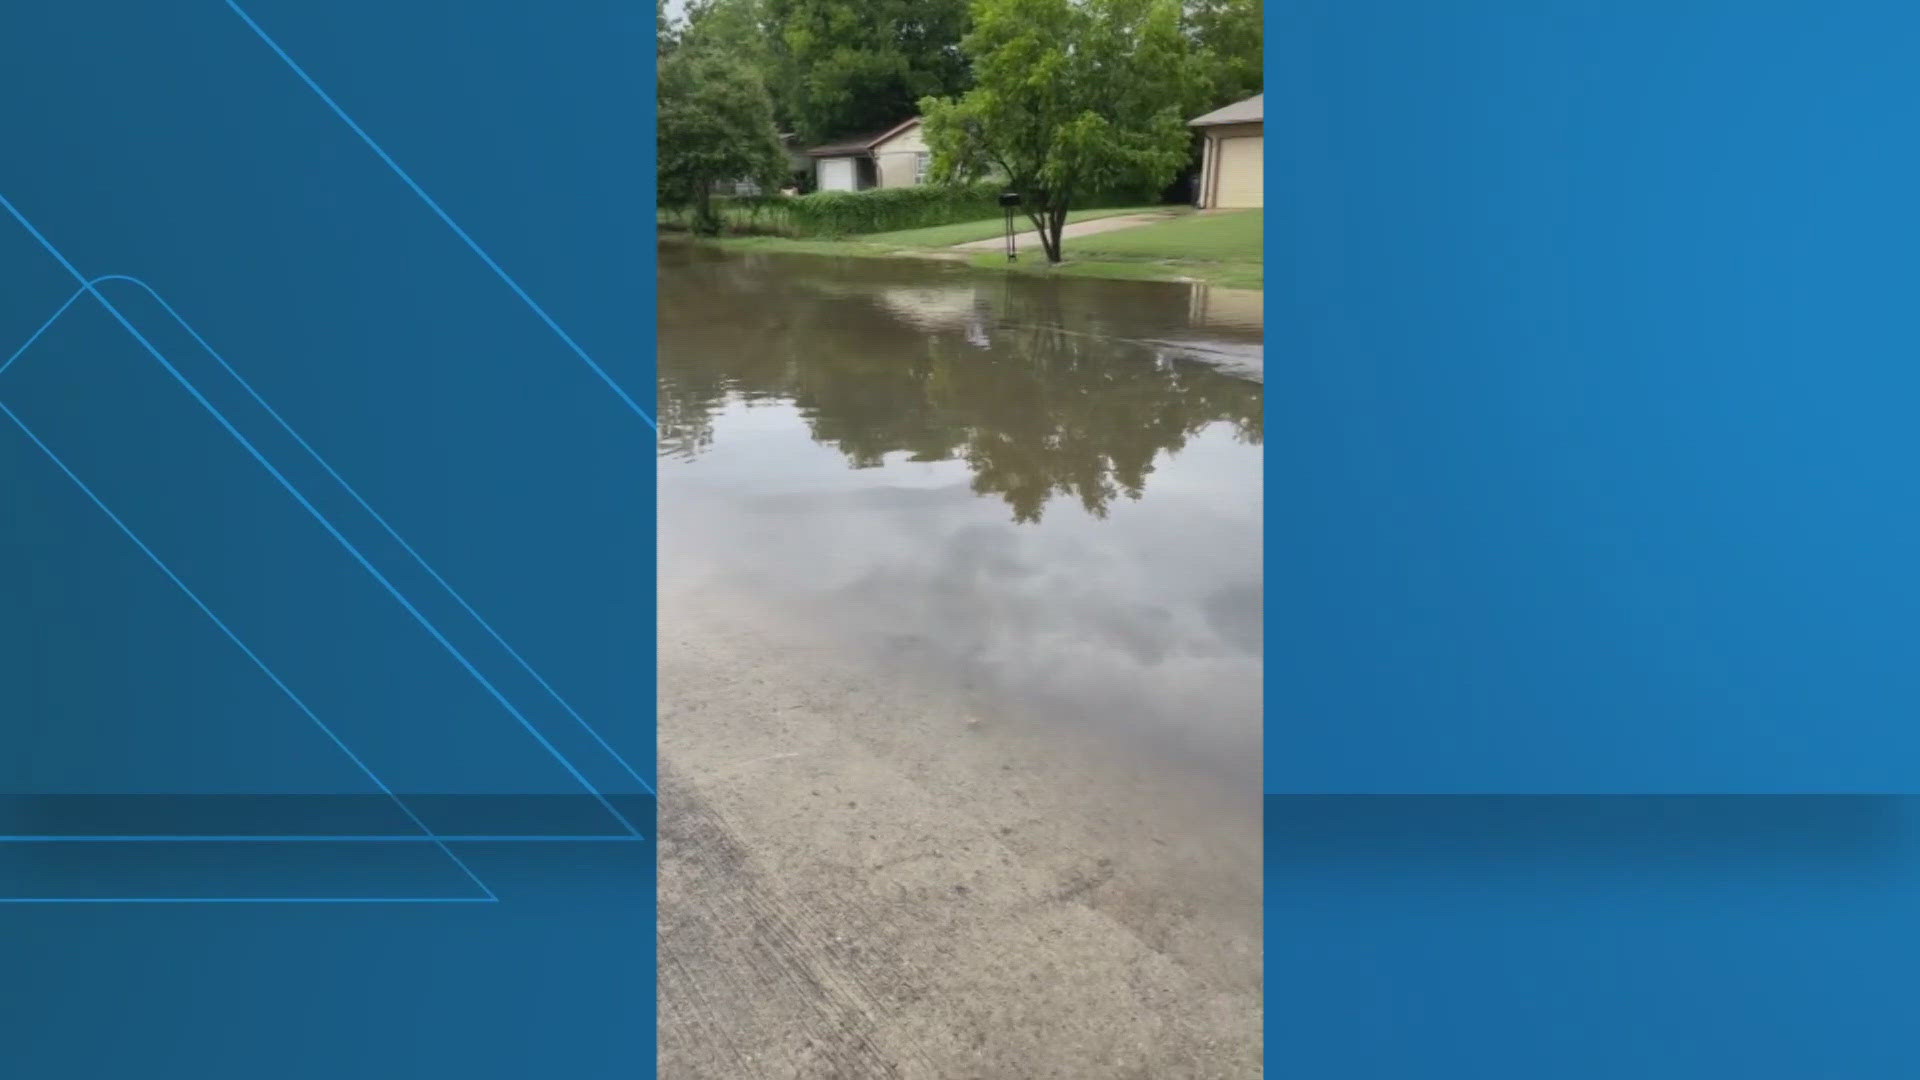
xmin=999 ymin=191 xmax=1022 ymax=262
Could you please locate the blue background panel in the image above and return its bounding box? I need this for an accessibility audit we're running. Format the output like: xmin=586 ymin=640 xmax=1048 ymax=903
xmin=1 ymin=843 xmax=649 ymax=1074
xmin=1271 ymin=796 xmax=1920 ymax=1077
xmin=1271 ymin=0 xmax=1920 ymax=792
xmin=1 ymin=1 xmax=654 ymax=1074
xmin=1269 ymin=3 xmax=1920 ymax=1076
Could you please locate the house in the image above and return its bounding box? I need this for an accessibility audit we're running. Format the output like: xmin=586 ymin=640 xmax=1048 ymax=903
xmin=807 ymin=118 xmax=931 ymax=193
xmin=1189 ymin=93 xmax=1263 ymax=209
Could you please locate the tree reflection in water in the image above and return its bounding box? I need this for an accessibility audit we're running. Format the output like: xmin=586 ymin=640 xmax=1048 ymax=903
xmin=658 ymin=245 xmax=1263 ymax=524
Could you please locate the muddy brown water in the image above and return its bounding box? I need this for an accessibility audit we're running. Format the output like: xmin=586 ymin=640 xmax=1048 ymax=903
xmin=660 ymin=245 xmax=1263 ymax=781
xmin=657 ymin=243 xmax=1264 ymax=1078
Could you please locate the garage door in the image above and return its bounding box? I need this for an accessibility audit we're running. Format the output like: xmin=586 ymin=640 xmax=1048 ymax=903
xmin=1214 ymin=136 xmax=1263 ymax=208
xmin=818 ymin=157 xmax=857 ymax=192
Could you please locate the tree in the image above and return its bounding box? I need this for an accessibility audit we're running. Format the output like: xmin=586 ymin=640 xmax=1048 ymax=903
xmin=1186 ymin=0 xmax=1262 ymax=109
xmin=657 ymin=43 xmax=789 ymax=233
xmin=919 ymin=0 xmax=1198 ymax=263
xmin=764 ymin=0 xmax=972 ymax=143
xmin=680 ymin=0 xmax=774 ymax=68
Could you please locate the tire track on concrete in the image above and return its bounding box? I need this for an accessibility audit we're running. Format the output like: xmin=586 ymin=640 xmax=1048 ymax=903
xmin=659 ymin=764 xmax=931 ymax=1078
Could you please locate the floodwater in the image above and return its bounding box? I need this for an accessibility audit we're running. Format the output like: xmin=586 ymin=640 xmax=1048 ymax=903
xmin=657 ymin=243 xmax=1264 ymax=1078
xmin=659 ymin=245 xmax=1264 ymax=782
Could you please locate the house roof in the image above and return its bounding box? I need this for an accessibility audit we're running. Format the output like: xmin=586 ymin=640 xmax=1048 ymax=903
xmin=806 ymin=117 xmax=922 ymax=157
xmin=1189 ymin=93 xmax=1263 ymax=127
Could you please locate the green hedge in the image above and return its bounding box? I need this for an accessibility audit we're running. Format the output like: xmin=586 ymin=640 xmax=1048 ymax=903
xmin=659 ymin=198 xmax=801 ymax=236
xmin=659 ymin=187 xmax=998 ymax=238
xmin=781 ymin=182 xmax=1006 ymax=236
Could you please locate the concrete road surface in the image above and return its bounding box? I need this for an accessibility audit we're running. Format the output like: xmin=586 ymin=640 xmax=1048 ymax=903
xmin=657 ymin=594 xmax=1263 ymax=1079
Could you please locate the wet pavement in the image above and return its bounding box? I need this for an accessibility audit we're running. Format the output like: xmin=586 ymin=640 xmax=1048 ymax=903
xmin=657 ymin=243 xmax=1264 ymax=1078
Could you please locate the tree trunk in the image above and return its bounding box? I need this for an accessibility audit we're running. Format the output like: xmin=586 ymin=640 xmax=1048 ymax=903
xmin=695 ymin=184 xmax=717 ymax=235
xmin=1019 ymin=190 xmax=1070 ymax=263
xmin=1041 ymin=197 xmax=1071 ymax=263
xmin=1022 ymin=205 xmax=1049 ymax=260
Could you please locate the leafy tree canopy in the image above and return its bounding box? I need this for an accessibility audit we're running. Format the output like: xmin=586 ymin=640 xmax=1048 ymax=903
xmin=920 ymin=0 xmax=1198 ymax=261
xmin=1187 ymin=0 xmax=1262 ymax=109
xmin=657 ymin=42 xmax=788 ymax=230
xmin=678 ymin=0 xmax=774 ymax=66
xmin=766 ymin=0 xmax=972 ymax=143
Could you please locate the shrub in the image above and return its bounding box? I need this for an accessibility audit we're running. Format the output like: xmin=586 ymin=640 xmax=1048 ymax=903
xmin=782 ymin=182 xmax=1005 ymax=237
xmin=713 ymin=195 xmax=801 ymax=235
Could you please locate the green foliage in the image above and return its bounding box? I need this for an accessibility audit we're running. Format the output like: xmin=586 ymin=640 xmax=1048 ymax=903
xmin=1186 ymin=0 xmax=1262 ymax=109
xmin=920 ymin=0 xmax=1198 ymax=262
xmin=782 ymin=182 xmax=1007 ymax=235
xmin=679 ymin=0 xmax=773 ymax=67
xmin=659 ymin=0 xmax=1233 ymax=245
xmin=659 ymin=196 xmax=797 ymax=236
xmin=666 ymin=183 xmax=1008 ymax=237
xmin=658 ymin=44 xmax=789 ymax=232
xmin=765 ymin=0 xmax=971 ymax=143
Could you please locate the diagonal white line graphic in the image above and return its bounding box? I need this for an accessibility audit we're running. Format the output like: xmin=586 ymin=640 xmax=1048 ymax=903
xmin=0 ymin=193 xmax=652 ymax=903
xmin=224 ymin=0 xmax=657 ymax=431
xmin=0 ymin=397 xmax=496 ymax=902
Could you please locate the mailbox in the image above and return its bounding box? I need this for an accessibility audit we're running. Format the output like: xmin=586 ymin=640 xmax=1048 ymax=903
xmin=998 ymin=192 xmax=1022 ymax=261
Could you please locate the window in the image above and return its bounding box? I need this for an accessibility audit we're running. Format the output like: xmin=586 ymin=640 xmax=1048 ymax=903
xmin=915 ymin=152 xmax=931 ymax=184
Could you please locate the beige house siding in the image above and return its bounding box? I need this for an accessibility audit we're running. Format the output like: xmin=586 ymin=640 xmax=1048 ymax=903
xmin=873 ymin=122 xmax=930 ymax=189
xmin=1197 ymin=121 xmax=1264 ymax=209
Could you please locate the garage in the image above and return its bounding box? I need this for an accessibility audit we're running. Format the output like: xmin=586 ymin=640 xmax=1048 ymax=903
xmin=817 ymin=156 xmax=857 ymax=193
xmin=1189 ymin=93 xmax=1264 ymax=210
xmin=1212 ymin=135 xmax=1263 ymax=209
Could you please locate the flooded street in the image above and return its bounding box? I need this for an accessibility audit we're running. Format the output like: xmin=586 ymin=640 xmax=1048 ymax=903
xmin=657 ymin=245 xmax=1264 ymax=1078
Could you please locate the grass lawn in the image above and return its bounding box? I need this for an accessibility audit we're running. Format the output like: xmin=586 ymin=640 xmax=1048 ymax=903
xmin=1067 ymin=209 xmax=1262 ymax=261
xmin=964 ymin=251 xmax=1262 ymax=290
xmin=709 ymin=235 xmax=898 ymax=258
xmin=864 ymin=206 xmax=1176 ymax=248
xmin=976 ymin=208 xmax=1265 ymax=288
xmin=695 ymin=206 xmax=1263 ymax=290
